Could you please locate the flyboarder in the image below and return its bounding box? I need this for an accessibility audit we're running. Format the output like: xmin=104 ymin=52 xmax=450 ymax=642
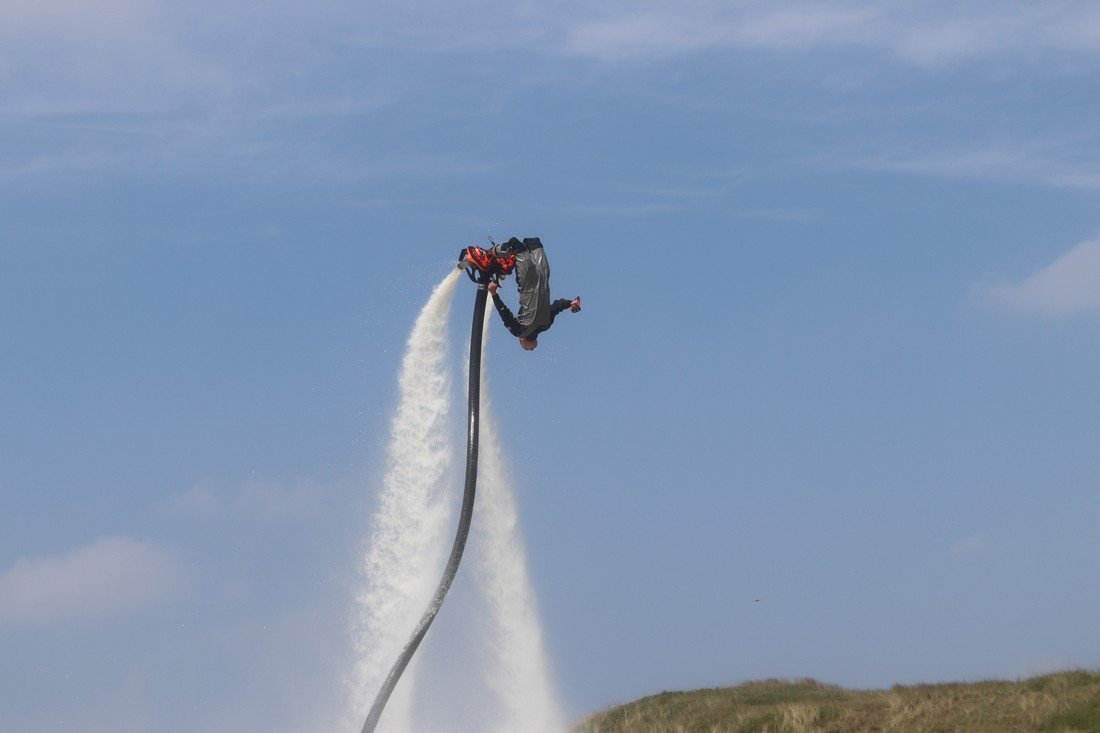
xmin=485 ymin=237 xmax=581 ymax=351
xmin=366 ymin=240 xmax=576 ymax=733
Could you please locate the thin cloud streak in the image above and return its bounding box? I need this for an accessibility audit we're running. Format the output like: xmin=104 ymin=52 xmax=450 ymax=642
xmin=6 ymin=1 xmax=1100 ymax=118
xmin=4 ymin=1 xmax=1100 ymax=185
xmin=564 ymin=2 xmax=1100 ymax=65
xmin=566 ymin=4 xmax=878 ymax=59
xmin=859 ymin=140 xmax=1100 ymax=192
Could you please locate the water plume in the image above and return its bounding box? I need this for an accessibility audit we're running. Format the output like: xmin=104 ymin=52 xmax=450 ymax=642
xmin=350 ymin=270 xmax=564 ymax=731
xmin=474 ymin=311 xmax=567 ymax=732
xmin=349 ymin=270 xmax=460 ymax=732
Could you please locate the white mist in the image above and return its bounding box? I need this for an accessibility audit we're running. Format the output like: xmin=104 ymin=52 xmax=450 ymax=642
xmin=350 ymin=270 xmax=460 ymax=733
xmin=474 ymin=310 xmax=567 ymax=733
xmin=350 ymin=273 xmax=565 ymax=732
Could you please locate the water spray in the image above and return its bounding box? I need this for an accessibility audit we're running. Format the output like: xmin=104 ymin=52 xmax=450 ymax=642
xmin=360 ymin=257 xmax=495 ymax=733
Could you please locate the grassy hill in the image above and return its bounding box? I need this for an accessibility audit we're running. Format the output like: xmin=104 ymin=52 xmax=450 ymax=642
xmin=576 ymin=670 xmax=1100 ymax=733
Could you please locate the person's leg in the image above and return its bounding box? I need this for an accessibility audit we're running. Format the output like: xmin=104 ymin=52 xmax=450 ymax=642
xmin=555 ymin=295 xmax=580 ymax=312
xmin=550 ymin=297 xmax=581 ymax=315
xmin=549 ymin=298 xmax=573 ymax=317
xmin=492 ymin=237 xmax=523 ymax=258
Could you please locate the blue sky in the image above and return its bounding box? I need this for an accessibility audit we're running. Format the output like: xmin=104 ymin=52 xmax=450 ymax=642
xmin=3 ymin=1 xmax=1100 ymax=730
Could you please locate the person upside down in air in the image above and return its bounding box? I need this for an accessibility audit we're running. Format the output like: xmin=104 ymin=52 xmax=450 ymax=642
xmin=488 ymin=237 xmax=581 ymax=351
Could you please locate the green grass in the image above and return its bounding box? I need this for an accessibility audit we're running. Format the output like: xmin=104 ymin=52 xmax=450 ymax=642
xmin=1041 ymin=694 xmax=1100 ymax=732
xmin=576 ymin=670 xmax=1100 ymax=733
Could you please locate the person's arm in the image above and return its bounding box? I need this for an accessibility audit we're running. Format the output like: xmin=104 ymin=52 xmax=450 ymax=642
xmin=491 ymin=291 xmax=527 ymax=338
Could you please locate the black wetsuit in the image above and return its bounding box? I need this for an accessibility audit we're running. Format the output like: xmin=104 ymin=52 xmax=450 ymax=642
xmin=490 ymin=237 xmax=572 ymax=341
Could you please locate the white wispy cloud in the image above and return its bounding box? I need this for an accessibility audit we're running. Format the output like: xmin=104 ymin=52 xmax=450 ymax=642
xmin=0 ymin=537 xmax=187 ymax=626
xmin=566 ymin=4 xmax=879 ymax=59
xmin=5 ymin=0 xmax=1100 ymax=120
xmin=859 ymin=139 xmax=1100 ymax=192
xmin=0 ymin=0 xmax=236 ymax=114
xmin=733 ymin=6 xmax=878 ymax=50
xmin=3 ymin=0 xmax=1100 ymax=185
xmin=564 ymin=1 xmax=1100 ymax=65
xmin=978 ymin=237 xmax=1100 ymax=318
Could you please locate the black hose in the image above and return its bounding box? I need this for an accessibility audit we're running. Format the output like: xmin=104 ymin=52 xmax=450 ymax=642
xmin=361 ymin=283 xmax=489 ymax=733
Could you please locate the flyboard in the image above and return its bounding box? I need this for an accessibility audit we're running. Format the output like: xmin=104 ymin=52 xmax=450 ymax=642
xmin=361 ymin=246 xmax=516 ymax=733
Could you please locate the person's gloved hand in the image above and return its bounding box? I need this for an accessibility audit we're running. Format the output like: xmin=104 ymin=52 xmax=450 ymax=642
xmin=488 ymin=282 xmax=499 ymax=295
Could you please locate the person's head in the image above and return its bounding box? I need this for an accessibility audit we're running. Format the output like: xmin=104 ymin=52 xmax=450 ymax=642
xmin=519 ymin=336 xmax=538 ymax=351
